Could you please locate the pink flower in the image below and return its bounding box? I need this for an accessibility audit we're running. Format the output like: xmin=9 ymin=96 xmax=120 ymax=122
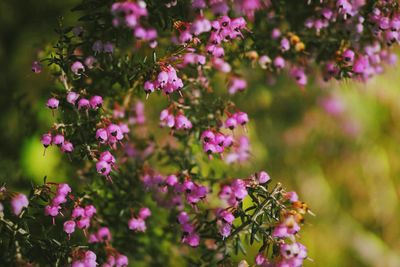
xmin=255 ymin=253 xmax=267 ymax=266
xmin=45 ymin=205 xmax=60 ymax=217
xmin=128 ymin=217 xmax=146 ymax=232
xmin=183 ymin=232 xmax=200 ymax=247
xmin=89 ymin=95 xmax=103 ymax=109
xmin=96 ymin=161 xmax=111 ymax=176
xmin=52 ymin=134 xmax=64 ymax=146
xmin=52 ymin=194 xmax=66 ymax=206
xmin=285 ymin=191 xmax=299 ymax=202
xmin=115 ymin=254 xmax=128 ymax=267
xmin=96 ymin=128 xmax=108 ymax=143
xmin=177 ymin=212 xmax=190 ymax=225
xmin=11 ymin=193 xmax=29 ymax=215
xmin=61 ymin=141 xmax=74 ymax=153
xmin=273 ymin=56 xmax=285 ymax=69
xmin=63 ymin=220 xmax=76 ymax=234
xmin=72 ymin=207 xmax=85 ymax=219
xmin=228 ymin=77 xmax=247 ymax=94
xmin=67 ymin=91 xmax=80 ymax=105
xmin=258 ymin=171 xmax=270 ymax=184
xmin=231 ymin=179 xmax=248 ymax=200
xmin=97 ymin=227 xmax=112 ymax=241
xmin=57 ymin=183 xmax=71 ymax=196
xmin=46 ymin=97 xmax=59 ymax=109
xmin=77 ymin=98 xmax=90 ymax=110
xmin=218 ymin=222 xmax=231 ymax=238
xmin=77 ymin=217 xmax=91 ymax=229
xmin=71 ymin=61 xmax=85 ymax=75
xmin=84 ymin=205 xmax=97 ymax=217
xmin=138 ymin=207 xmax=151 ymax=220
xmin=218 ymin=210 xmax=235 ymax=224
xmin=41 ymin=133 xmax=52 ymax=148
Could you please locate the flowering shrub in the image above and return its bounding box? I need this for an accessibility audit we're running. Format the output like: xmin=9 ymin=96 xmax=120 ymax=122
xmin=1 ymin=0 xmax=399 ymax=266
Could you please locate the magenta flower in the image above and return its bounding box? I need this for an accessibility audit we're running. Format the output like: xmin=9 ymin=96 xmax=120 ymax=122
xmin=44 ymin=205 xmax=60 ymax=217
xmin=61 ymin=141 xmax=74 ymax=153
xmin=41 ymin=133 xmax=52 ymax=148
xmin=96 ymin=161 xmax=112 ymax=176
xmin=77 ymin=217 xmax=90 ymax=229
xmin=228 ymin=77 xmax=247 ymax=95
xmin=97 ymin=227 xmax=112 ymax=241
xmin=72 ymin=207 xmax=85 ymax=219
xmin=52 ymin=134 xmax=64 ymax=146
xmin=115 ymin=254 xmax=128 ymax=267
xmin=89 ymin=95 xmax=103 ymax=109
xmin=52 ymin=194 xmax=66 ymax=206
xmin=46 ymin=97 xmax=59 ymax=109
xmin=138 ymin=207 xmax=151 ymax=220
xmin=77 ymin=98 xmax=90 ymax=110
xmin=107 ymin=124 xmax=124 ymax=141
xmin=177 ymin=211 xmax=190 ymax=225
xmin=84 ymin=205 xmax=97 ymax=217
xmin=273 ymin=56 xmax=285 ymax=69
xmin=128 ymin=217 xmax=146 ymax=232
xmin=96 ymin=128 xmax=108 ymax=143
xmin=63 ymin=220 xmax=76 ymax=234
xmin=183 ymin=232 xmax=200 ymax=247
xmin=99 ymin=151 xmax=116 ymax=165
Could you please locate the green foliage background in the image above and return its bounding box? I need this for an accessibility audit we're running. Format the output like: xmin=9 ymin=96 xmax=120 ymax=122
xmin=1 ymin=1 xmax=399 ymax=266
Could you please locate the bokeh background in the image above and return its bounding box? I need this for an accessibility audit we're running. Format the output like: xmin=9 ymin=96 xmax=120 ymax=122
xmin=1 ymin=1 xmax=400 ymax=266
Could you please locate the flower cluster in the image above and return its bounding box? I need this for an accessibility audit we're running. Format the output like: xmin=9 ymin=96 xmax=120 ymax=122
xmin=201 ymin=129 xmax=234 ymax=158
xmin=128 ymin=101 xmax=146 ymax=125
xmin=41 ymin=132 xmax=74 ymax=155
xmin=181 ymin=52 xmax=206 ymax=66
xmin=277 ymin=242 xmax=308 ymax=267
xmin=102 ymin=253 xmax=129 ymax=267
xmin=63 ymin=204 xmax=97 ymax=237
xmin=228 ymin=77 xmax=247 ymax=95
xmin=89 ymin=227 xmax=112 ymax=244
xmin=224 ymin=135 xmax=250 ymax=164
xmin=144 ymin=65 xmax=184 ymax=97
xmin=177 ymin=211 xmax=200 ymax=247
xmin=224 ymin=110 xmax=249 ymax=131
xmin=111 ymin=0 xmax=157 ymax=47
xmin=17 ymin=0 xmax=400 ymax=265
xmin=44 ymin=183 xmax=71 ymax=224
xmin=159 ymin=108 xmax=192 ymax=130
xmin=71 ymin=250 xmax=98 ymax=267
xmin=66 ymin=91 xmax=103 ymax=110
xmin=266 ymin=192 xmax=310 ymax=267
xmin=96 ymin=124 xmax=128 ymax=146
xmin=95 ymin=151 xmax=117 ymax=180
xmin=218 ymin=178 xmax=248 ymax=207
xmin=128 ymin=207 xmax=151 ymax=232
xmin=216 ymin=209 xmax=235 ymax=238
xmin=142 ymin=173 xmax=208 ymax=208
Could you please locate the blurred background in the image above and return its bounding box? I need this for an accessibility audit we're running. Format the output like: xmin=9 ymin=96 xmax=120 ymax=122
xmin=1 ymin=1 xmax=400 ymax=266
